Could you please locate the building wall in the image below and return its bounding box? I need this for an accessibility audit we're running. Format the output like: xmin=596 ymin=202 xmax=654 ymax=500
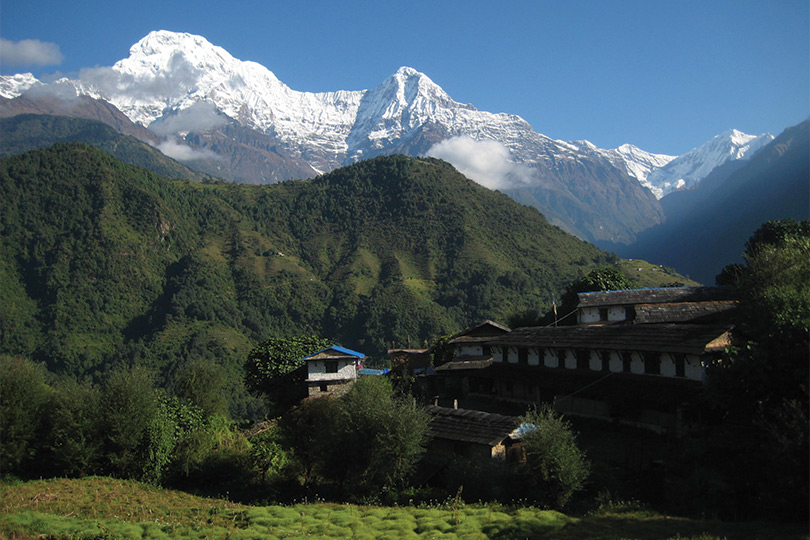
xmin=306 ymin=359 xmax=358 ymax=382
xmin=493 ymin=344 xmax=706 ymax=382
xmin=307 ymin=379 xmax=355 ymax=398
xmin=685 ymin=355 xmax=704 ymax=381
xmin=458 ymin=344 xmax=482 ymax=356
xmin=579 ymin=306 xmax=628 ymax=324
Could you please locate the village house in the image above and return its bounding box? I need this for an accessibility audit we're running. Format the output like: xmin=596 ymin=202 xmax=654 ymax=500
xmin=576 ymin=286 xmax=737 ymax=325
xmin=430 ymin=288 xmax=738 ymax=433
xmin=303 ymin=345 xmax=365 ymax=397
xmin=424 ymin=405 xmax=523 ymax=462
xmin=388 ymin=348 xmax=432 ymax=376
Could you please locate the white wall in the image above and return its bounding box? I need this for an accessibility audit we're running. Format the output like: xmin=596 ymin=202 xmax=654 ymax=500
xmin=307 ymin=359 xmax=357 ymax=381
xmin=685 ymin=356 xmax=704 ymax=381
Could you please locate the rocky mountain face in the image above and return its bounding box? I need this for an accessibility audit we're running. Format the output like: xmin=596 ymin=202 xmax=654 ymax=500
xmin=0 ymin=30 xmax=774 ymax=244
xmin=611 ymin=119 xmax=809 ymax=284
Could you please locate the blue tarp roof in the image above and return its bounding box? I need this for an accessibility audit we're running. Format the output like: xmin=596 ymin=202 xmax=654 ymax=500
xmin=302 ymin=345 xmax=366 ymax=361
xmin=359 ymin=368 xmax=389 ymax=376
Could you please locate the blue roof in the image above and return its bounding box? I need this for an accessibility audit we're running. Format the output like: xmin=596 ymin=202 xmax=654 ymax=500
xmin=359 ymin=368 xmax=389 ymax=376
xmin=302 ymin=345 xmax=366 ymax=361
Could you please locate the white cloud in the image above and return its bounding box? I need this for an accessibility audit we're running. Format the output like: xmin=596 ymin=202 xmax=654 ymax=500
xmin=0 ymin=38 xmax=64 ymax=66
xmin=157 ymin=139 xmax=221 ymax=162
xmin=426 ymin=136 xmax=535 ymax=190
xmin=78 ymin=51 xmax=197 ymax=101
xmin=149 ymin=101 xmax=227 ymax=136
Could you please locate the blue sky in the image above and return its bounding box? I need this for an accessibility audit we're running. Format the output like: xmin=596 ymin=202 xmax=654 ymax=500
xmin=1 ymin=0 xmax=807 ymax=155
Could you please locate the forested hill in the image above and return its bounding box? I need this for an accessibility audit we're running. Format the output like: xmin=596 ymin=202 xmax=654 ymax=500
xmin=1 ymin=144 xmax=620 ymax=400
xmin=0 ymin=114 xmax=216 ymax=183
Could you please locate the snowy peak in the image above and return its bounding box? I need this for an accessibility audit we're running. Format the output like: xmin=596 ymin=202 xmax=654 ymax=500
xmin=612 ymin=144 xmax=676 ymax=189
xmin=644 ymin=129 xmax=774 ymax=198
xmin=0 ymin=72 xmax=41 ymax=99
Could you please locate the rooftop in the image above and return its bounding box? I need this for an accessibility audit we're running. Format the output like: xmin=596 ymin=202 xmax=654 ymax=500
xmin=303 ymin=345 xmax=366 ymax=362
xmin=488 ymin=323 xmax=734 ymax=355
xmin=426 ymin=406 xmax=520 ymax=446
xmin=577 ymin=287 xmax=734 ymax=308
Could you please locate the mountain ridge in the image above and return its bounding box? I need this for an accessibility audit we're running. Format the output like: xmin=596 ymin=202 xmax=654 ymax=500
xmin=0 ymin=30 xmax=775 ymax=244
xmin=610 ymin=119 xmax=809 ymax=283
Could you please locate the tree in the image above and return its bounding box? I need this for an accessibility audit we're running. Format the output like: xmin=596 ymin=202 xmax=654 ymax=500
xmin=244 ymin=335 xmax=331 ymax=414
xmin=698 ymin=220 xmax=809 ymax=521
xmin=330 ymin=377 xmax=430 ymax=498
xmin=99 ymin=365 xmax=158 ymax=479
xmin=567 ymin=267 xmax=635 ymax=294
xmin=519 ymin=405 xmax=590 ymax=508
xmin=174 ymin=358 xmax=229 ymax=418
xmin=42 ymin=378 xmax=102 ymax=478
xmin=281 ymin=377 xmax=430 ymax=500
xmin=541 ymin=267 xmax=634 ymax=325
xmin=0 ymin=356 xmax=50 ymax=474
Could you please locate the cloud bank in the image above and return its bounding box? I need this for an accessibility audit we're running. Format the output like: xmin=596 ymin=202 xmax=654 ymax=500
xmin=157 ymin=139 xmax=221 ymax=162
xmin=148 ymin=101 xmax=227 ymax=136
xmin=0 ymin=38 xmax=64 ymax=66
xmin=426 ymin=136 xmax=534 ymax=190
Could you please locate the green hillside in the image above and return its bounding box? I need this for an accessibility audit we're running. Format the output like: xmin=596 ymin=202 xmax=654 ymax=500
xmin=0 ymin=144 xmax=685 ymax=408
xmin=0 ymin=114 xmax=217 ymax=182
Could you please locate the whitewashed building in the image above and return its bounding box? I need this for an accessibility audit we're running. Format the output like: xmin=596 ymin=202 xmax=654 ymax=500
xmin=303 ymin=346 xmax=365 ymax=397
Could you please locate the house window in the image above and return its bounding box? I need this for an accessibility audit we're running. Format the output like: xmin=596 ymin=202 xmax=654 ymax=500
xmin=600 ymin=350 xmax=610 ymax=372
xmin=518 ymin=347 xmax=528 ymax=365
xmin=622 ymin=352 xmax=633 ymax=373
xmin=325 ymin=361 xmax=338 ymax=373
xmin=482 ymin=345 xmax=491 ymax=357
xmin=644 ymin=353 xmax=660 ymax=375
xmin=576 ymin=350 xmax=589 ymax=370
xmin=556 ymin=349 xmax=565 ymax=368
xmin=319 ymin=383 xmax=328 ymax=392
xmin=502 ymin=348 xmax=508 ymax=363
xmin=599 ymin=307 xmax=608 ymax=321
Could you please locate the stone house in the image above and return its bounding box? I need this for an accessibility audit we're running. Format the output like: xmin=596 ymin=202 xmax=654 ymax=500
xmin=303 ymin=345 xmax=365 ymax=397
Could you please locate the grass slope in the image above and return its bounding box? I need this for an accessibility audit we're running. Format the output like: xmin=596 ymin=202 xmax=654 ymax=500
xmin=1 ymin=477 xmax=805 ymax=540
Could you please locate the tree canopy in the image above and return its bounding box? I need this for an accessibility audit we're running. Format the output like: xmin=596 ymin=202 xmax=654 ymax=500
xmin=519 ymin=405 xmax=590 ymax=508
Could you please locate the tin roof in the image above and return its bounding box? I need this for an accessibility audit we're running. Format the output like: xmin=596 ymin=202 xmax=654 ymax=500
xmin=302 ymin=345 xmax=366 ymax=362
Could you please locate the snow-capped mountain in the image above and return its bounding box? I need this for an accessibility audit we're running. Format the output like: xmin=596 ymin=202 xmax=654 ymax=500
xmin=0 ymin=30 xmax=772 ymax=244
xmin=610 ymin=144 xmax=677 ymax=193
xmin=0 ymin=73 xmax=41 ymax=99
xmin=643 ymin=129 xmax=774 ymax=198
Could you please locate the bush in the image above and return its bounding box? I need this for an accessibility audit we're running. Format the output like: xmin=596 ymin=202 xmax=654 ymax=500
xmin=519 ymin=405 xmax=590 ymax=508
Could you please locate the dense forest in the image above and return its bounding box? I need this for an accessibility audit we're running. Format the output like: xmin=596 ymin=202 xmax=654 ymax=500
xmin=0 ymin=143 xmax=642 ymax=413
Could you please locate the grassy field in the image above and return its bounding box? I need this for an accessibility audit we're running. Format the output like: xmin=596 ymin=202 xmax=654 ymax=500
xmin=616 ymin=259 xmax=701 ymax=288
xmin=0 ymin=477 xmax=806 ymax=540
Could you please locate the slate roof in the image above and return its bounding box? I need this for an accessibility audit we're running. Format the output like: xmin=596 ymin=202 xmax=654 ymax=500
xmin=633 ymin=300 xmax=738 ymax=324
xmin=426 ymin=406 xmax=520 ymax=446
xmin=303 ymin=345 xmax=365 ymax=362
xmin=449 ymin=320 xmax=511 ymax=345
xmin=487 ymin=323 xmax=733 ymax=355
xmin=433 ymin=355 xmax=493 ymax=372
xmin=577 ymin=287 xmax=734 ymax=308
